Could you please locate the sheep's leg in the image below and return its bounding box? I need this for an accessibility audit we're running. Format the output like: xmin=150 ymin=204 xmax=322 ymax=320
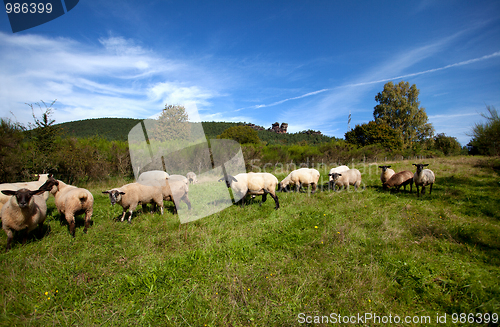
xmin=181 ymin=195 xmax=192 ymax=210
xmin=83 ymin=208 xmax=93 ymax=234
xmin=311 ymin=183 xmax=317 ymax=194
xmin=5 ymin=229 xmax=13 ymax=251
xmin=127 ymin=209 xmax=133 ymax=223
xmin=429 ymin=184 xmax=433 ymax=195
xmin=416 ymin=185 xmax=420 ymax=197
xmin=269 ymin=193 xmax=279 ymax=210
xmin=67 ymin=215 xmax=76 ymax=237
xmin=296 ymin=183 xmax=300 ymax=193
xmin=121 ymin=210 xmax=127 ymax=222
xmin=421 ymin=185 xmax=426 ymax=195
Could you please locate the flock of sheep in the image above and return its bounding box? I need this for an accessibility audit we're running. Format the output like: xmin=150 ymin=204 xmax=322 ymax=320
xmin=0 ymin=163 xmax=435 ymax=251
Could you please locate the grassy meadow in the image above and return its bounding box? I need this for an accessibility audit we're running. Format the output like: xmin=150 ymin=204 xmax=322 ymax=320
xmin=0 ymin=156 xmax=499 ymax=326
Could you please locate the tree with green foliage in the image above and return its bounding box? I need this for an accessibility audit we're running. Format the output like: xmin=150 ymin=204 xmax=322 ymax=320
xmin=468 ymin=105 xmax=500 ymax=156
xmin=433 ymin=133 xmax=462 ymax=156
xmin=345 ymin=121 xmax=402 ymax=151
xmin=28 ymin=100 xmax=61 ymax=153
xmin=151 ymin=104 xmax=190 ymax=142
xmin=0 ymin=118 xmax=26 ymax=182
xmin=374 ymin=81 xmax=434 ymax=148
xmin=217 ymin=126 xmax=260 ymax=144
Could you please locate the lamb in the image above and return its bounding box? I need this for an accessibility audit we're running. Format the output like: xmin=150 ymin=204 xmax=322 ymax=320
xmin=378 ymin=165 xmax=396 ymax=184
xmin=50 ymin=179 xmax=94 ymax=236
xmin=328 ymin=169 xmax=362 ymax=192
xmin=103 ymin=182 xmax=164 ymax=223
xmin=186 ymin=172 xmax=198 ymax=184
xmin=219 ymin=172 xmax=280 ymax=209
xmin=278 ymin=168 xmax=320 ymax=193
xmin=0 ymin=178 xmax=58 ymax=251
xmin=412 ymin=164 xmax=435 ymax=197
xmin=328 ymin=165 xmax=350 ymax=189
xmin=0 ymin=174 xmax=52 ymax=212
xmin=382 ymin=170 xmax=413 ymax=192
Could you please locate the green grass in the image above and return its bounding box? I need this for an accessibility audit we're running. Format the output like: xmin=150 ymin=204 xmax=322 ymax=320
xmin=1 ymin=156 xmax=499 ymax=326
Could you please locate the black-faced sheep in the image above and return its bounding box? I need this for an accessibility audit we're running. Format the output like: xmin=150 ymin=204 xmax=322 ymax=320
xmin=220 ymin=172 xmax=279 ymax=209
xmin=0 ymin=178 xmax=58 ymax=251
xmin=328 ymin=169 xmax=362 ymax=192
xmin=412 ymin=164 xmax=435 ymax=197
xmin=378 ymin=166 xmax=395 ymax=184
xmin=278 ymin=168 xmax=320 ymax=193
xmin=328 ymin=165 xmax=350 ymax=189
xmin=186 ymin=172 xmax=198 ymax=184
xmin=103 ymin=182 xmax=164 ymax=223
xmin=383 ymin=170 xmax=413 ymax=192
xmin=0 ymin=173 xmax=52 ymax=212
xmin=51 ymin=179 xmax=94 ymax=236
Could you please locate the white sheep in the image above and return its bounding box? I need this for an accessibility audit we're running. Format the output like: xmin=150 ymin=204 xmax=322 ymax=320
xmin=0 ymin=178 xmax=58 ymax=251
xmin=378 ymin=165 xmax=396 ymax=184
xmin=328 ymin=165 xmax=350 ymax=189
xmin=383 ymin=170 xmax=413 ymax=192
xmin=186 ymin=172 xmax=198 ymax=184
xmin=279 ymin=168 xmax=320 ymax=193
xmin=137 ymin=170 xmax=170 ymax=183
xmin=328 ymin=168 xmax=362 ymax=192
xmin=103 ymin=182 xmax=164 ymax=223
xmin=412 ymin=164 xmax=435 ymax=197
xmin=139 ymin=176 xmax=192 ymax=213
xmin=220 ymin=172 xmax=280 ymax=209
xmin=51 ymin=180 xmax=94 ymax=236
xmin=0 ymin=174 xmax=51 ymax=212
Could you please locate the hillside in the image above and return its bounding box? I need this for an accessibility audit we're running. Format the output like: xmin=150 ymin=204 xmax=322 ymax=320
xmin=57 ymin=118 xmax=335 ymax=144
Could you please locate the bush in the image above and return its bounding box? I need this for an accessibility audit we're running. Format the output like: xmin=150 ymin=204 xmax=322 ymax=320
xmin=468 ymin=106 xmax=500 ymax=156
xmin=217 ymin=126 xmax=260 ymax=145
xmin=433 ymin=133 xmax=462 ymax=156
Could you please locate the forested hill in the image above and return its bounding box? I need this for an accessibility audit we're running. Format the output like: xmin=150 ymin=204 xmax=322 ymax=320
xmin=57 ymin=118 xmax=335 ymax=144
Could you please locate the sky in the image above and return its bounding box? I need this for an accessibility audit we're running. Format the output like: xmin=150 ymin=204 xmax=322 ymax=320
xmin=1 ymin=1 xmax=499 ymax=145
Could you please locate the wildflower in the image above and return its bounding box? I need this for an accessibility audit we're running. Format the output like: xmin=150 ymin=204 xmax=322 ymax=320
xmin=314 ymin=226 xmax=318 ymax=229
xmin=369 ymin=299 xmax=371 ymax=303
xmin=321 ymin=241 xmax=324 ymax=244
xmin=337 ymin=232 xmax=340 ymax=234
xmin=44 ymin=292 xmax=48 ymax=296
xmin=47 ymin=297 xmax=50 ymax=300
xmin=247 ymin=288 xmax=250 ymax=291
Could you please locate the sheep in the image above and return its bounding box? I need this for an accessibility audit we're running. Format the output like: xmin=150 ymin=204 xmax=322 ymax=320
xmin=382 ymin=170 xmax=413 ymax=192
xmin=0 ymin=178 xmax=58 ymax=251
xmin=186 ymin=172 xmax=198 ymax=184
xmin=0 ymin=174 xmax=52 ymax=212
xmin=139 ymin=176 xmax=192 ymax=213
xmin=328 ymin=169 xmax=362 ymax=192
xmin=328 ymin=165 xmax=350 ymax=189
xmin=103 ymin=182 xmax=164 ymax=223
xmin=412 ymin=164 xmax=435 ymax=197
xmin=50 ymin=179 xmax=94 ymax=236
xmin=378 ymin=165 xmax=396 ymax=185
xmin=278 ymin=168 xmax=320 ymax=193
xmin=137 ymin=170 xmax=169 ymax=182
xmin=219 ymin=172 xmax=279 ymax=209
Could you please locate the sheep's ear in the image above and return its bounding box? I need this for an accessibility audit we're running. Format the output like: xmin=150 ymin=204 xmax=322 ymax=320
xmin=412 ymin=163 xmax=417 ymax=166
xmin=119 ymin=191 xmax=126 ymax=195
xmin=102 ymin=191 xmax=110 ymax=194
xmin=1 ymin=190 xmax=17 ymax=196
xmin=423 ymin=164 xmax=429 ymax=167
xmin=378 ymin=166 xmax=383 ymax=168
xmin=230 ymin=176 xmax=238 ymax=183
xmin=328 ymin=173 xmax=332 ymax=176
xmin=30 ymin=189 xmax=45 ymax=196
xmin=387 ymin=166 xmax=391 ymax=168
xmin=338 ymin=173 xmax=342 ymax=176
xmin=217 ymin=177 xmax=225 ymax=182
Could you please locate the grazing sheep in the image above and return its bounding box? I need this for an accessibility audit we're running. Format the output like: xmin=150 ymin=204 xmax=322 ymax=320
xmin=186 ymin=172 xmax=198 ymax=184
xmin=412 ymin=164 xmax=435 ymax=197
xmin=103 ymin=182 xmax=164 ymax=223
xmin=383 ymin=170 xmax=413 ymax=192
xmin=0 ymin=174 xmax=52 ymax=212
xmin=278 ymin=168 xmax=320 ymax=193
xmin=137 ymin=170 xmax=169 ymax=182
xmin=328 ymin=165 xmax=350 ymax=189
xmin=0 ymin=178 xmax=58 ymax=251
xmin=378 ymin=166 xmax=396 ymax=184
xmin=140 ymin=177 xmax=192 ymax=213
xmin=219 ymin=172 xmax=279 ymax=209
xmin=328 ymin=169 xmax=362 ymax=192
xmin=51 ymin=179 xmax=94 ymax=236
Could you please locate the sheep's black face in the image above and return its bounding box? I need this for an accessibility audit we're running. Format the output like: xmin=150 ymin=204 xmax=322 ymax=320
xmin=102 ymin=190 xmax=124 ymax=205
xmin=15 ymin=190 xmax=32 ymax=208
xmin=329 ymin=173 xmax=341 ymax=182
xmin=412 ymin=163 xmax=429 ymax=173
xmin=379 ymin=165 xmax=391 ymax=171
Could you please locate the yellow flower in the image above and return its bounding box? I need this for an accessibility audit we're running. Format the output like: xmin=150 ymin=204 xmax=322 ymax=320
xmin=44 ymin=292 xmax=48 ymax=296
xmin=314 ymin=226 xmax=318 ymax=229
xmin=369 ymin=299 xmax=371 ymax=302
xmin=247 ymin=288 xmax=250 ymax=291
xmin=47 ymin=297 xmax=50 ymax=300
xmin=321 ymin=241 xmax=324 ymax=244
xmin=337 ymin=232 xmax=340 ymax=234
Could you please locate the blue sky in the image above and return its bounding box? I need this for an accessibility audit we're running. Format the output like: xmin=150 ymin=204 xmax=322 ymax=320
xmin=1 ymin=1 xmax=499 ymax=145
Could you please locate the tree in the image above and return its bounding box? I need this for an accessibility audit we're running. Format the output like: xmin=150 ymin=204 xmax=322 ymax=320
xmin=433 ymin=133 xmax=462 ymax=156
xmin=217 ymin=126 xmax=260 ymax=145
xmin=27 ymin=100 xmax=61 ymax=152
xmin=150 ymin=104 xmax=190 ymax=142
xmin=468 ymin=105 xmax=500 ymax=156
xmin=374 ymin=81 xmax=434 ymax=148
xmin=0 ymin=118 xmax=26 ymax=182
xmin=345 ymin=121 xmax=402 ymax=151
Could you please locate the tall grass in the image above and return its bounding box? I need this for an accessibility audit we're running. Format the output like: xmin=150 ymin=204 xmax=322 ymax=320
xmin=0 ymin=156 xmax=499 ymax=326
